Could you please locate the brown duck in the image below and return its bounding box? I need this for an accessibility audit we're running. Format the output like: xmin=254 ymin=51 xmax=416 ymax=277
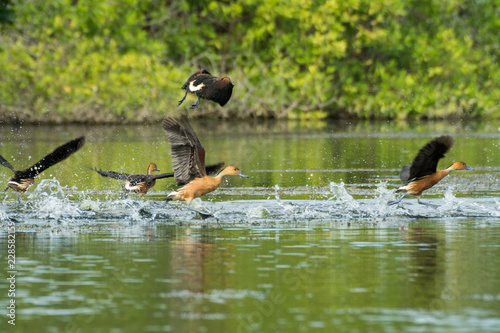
xmin=162 ymin=116 xmax=248 ymax=217
xmin=389 ymin=135 xmax=474 ymax=206
xmin=0 ymin=136 xmax=85 ymax=197
xmin=177 ymin=69 xmax=234 ymax=109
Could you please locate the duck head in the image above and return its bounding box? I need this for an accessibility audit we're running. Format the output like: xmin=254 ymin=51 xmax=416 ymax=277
xmin=220 ymin=77 xmax=234 ymax=87
xmin=448 ymin=161 xmax=474 ymax=171
xmin=220 ymin=166 xmax=248 ymax=178
xmin=147 ymin=163 xmax=160 ymax=174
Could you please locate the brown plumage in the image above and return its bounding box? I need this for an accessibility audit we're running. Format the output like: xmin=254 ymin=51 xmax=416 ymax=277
xmin=0 ymin=136 xmax=85 ymax=195
xmin=177 ymin=69 xmax=234 ymax=109
xmin=162 ymin=117 xmax=248 ymax=215
xmin=89 ymin=163 xmax=174 ymax=197
xmin=389 ymin=135 xmax=474 ymax=206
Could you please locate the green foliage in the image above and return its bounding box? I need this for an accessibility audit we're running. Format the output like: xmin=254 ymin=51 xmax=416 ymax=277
xmin=0 ymin=0 xmax=14 ymax=26
xmin=1 ymin=0 xmax=500 ymax=122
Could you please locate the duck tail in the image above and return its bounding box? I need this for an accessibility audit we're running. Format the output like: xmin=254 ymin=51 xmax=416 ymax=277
xmin=395 ymin=186 xmax=408 ymax=194
xmin=166 ymin=191 xmax=179 ymax=202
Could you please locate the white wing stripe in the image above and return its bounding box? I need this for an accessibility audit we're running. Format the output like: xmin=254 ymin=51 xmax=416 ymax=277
xmin=189 ymin=81 xmax=205 ymax=92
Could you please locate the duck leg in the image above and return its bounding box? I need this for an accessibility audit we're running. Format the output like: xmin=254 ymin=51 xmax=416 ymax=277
xmin=190 ymin=96 xmax=201 ymax=109
xmin=388 ymin=194 xmax=406 ymax=206
xmin=177 ymin=90 xmax=188 ymax=107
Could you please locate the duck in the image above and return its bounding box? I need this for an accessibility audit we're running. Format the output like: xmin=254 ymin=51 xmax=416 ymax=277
xmin=388 ymin=135 xmax=474 ymax=206
xmin=177 ymin=69 xmax=234 ymax=109
xmin=162 ymin=116 xmax=248 ymax=218
xmin=0 ymin=136 xmax=85 ymax=199
xmin=88 ymin=163 xmax=175 ymax=198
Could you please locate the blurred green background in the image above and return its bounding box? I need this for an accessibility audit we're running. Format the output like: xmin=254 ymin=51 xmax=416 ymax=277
xmin=1 ymin=0 xmax=499 ymax=123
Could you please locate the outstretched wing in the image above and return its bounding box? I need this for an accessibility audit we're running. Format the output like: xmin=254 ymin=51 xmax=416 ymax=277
xmin=89 ymin=167 xmax=131 ymax=180
xmin=163 ymin=116 xmax=206 ymax=185
xmin=152 ymin=172 xmax=175 ymax=180
xmin=407 ymin=135 xmax=454 ymax=181
xmin=0 ymin=155 xmax=15 ymax=172
xmin=16 ymin=136 xmax=86 ymax=179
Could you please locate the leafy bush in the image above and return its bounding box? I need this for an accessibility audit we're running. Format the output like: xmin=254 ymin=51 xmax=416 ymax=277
xmin=1 ymin=0 xmax=499 ymax=122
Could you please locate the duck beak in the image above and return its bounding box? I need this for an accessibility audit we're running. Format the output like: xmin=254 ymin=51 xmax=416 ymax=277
xmin=238 ymin=171 xmax=249 ymax=178
xmin=465 ymin=165 xmax=474 ymax=171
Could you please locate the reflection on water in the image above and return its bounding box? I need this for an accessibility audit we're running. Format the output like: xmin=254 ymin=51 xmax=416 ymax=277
xmin=1 ymin=223 xmax=500 ymax=332
xmin=0 ymin=120 xmax=500 ymax=332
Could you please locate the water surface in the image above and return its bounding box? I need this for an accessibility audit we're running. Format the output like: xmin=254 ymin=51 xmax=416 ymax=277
xmin=0 ymin=120 xmax=499 ymax=332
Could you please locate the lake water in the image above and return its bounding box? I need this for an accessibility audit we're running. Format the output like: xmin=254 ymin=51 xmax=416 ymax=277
xmin=0 ymin=120 xmax=499 ymax=332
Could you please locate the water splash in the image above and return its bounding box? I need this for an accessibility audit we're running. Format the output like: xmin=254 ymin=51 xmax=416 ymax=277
xmin=25 ymin=179 xmax=83 ymax=220
xmin=1 ymin=182 xmax=499 ymax=226
xmin=274 ymin=184 xmax=281 ymax=201
xmin=0 ymin=205 xmax=8 ymax=221
xmin=30 ymin=179 xmax=66 ymax=199
xmin=246 ymin=205 xmax=270 ymax=219
xmin=329 ymin=181 xmax=359 ymax=209
xmin=442 ymin=186 xmax=465 ymax=212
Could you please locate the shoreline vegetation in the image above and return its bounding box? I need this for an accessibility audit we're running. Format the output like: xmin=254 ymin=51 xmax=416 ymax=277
xmin=1 ymin=1 xmax=500 ymax=124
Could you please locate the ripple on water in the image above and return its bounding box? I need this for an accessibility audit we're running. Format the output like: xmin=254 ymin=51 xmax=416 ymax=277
xmin=159 ymin=289 xmax=265 ymax=303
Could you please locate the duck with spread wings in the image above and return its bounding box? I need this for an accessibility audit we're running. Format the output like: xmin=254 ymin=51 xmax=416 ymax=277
xmin=88 ymin=163 xmax=174 ymax=198
xmin=0 ymin=136 xmax=85 ymax=200
xmin=162 ymin=116 xmax=247 ymax=218
xmin=388 ymin=135 xmax=474 ymax=206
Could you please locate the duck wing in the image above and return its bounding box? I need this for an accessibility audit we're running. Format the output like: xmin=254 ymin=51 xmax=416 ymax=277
xmin=205 ymin=162 xmax=225 ymax=176
xmin=407 ymin=135 xmax=454 ymax=181
xmin=182 ymin=69 xmax=212 ymax=91
xmin=15 ymin=136 xmax=85 ymax=179
xmin=399 ymin=164 xmax=411 ymax=183
xmin=163 ymin=116 xmax=206 ymax=185
xmin=198 ymin=77 xmax=233 ymax=106
xmin=173 ymin=162 xmax=225 ymax=186
xmin=152 ymin=172 xmax=175 ymax=180
xmin=0 ymin=155 xmax=15 ymax=172
xmin=89 ymin=167 xmax=131 ymax=180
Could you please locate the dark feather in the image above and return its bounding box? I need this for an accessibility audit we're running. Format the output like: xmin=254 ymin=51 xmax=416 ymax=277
xmin=0 ymin=155 xmax=15 ymax=172
xmin=403 ymin=135 xmax=454 ymax=182
xmin=153 ymin=172 xmax=175 ymax=180
xmin=399 ymin=164 xmax=411 ymax=183
xmin=181 ymin=69 xmax=211 ymax=90
xmin=14 ymin=136 xmax=86 ymax=179
xmin=163 ymin=117 xmax=225 ymax=186
xmin=179 ymin=70 xmax=234 ymax=107
xmin=163 ymin=116 xmax=206 ymax=185
xmin=205 ymin=162 xmax=225 ymax=176
xmin=89 ymin=168 xmax=174 ymax=183
xmin=89 ymin=167 xmax=130 ymax=181
xmin=198 ymin=76 xmax=234 ymax=106
xmin=126 ymin=173 xmax=174 ymax=187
